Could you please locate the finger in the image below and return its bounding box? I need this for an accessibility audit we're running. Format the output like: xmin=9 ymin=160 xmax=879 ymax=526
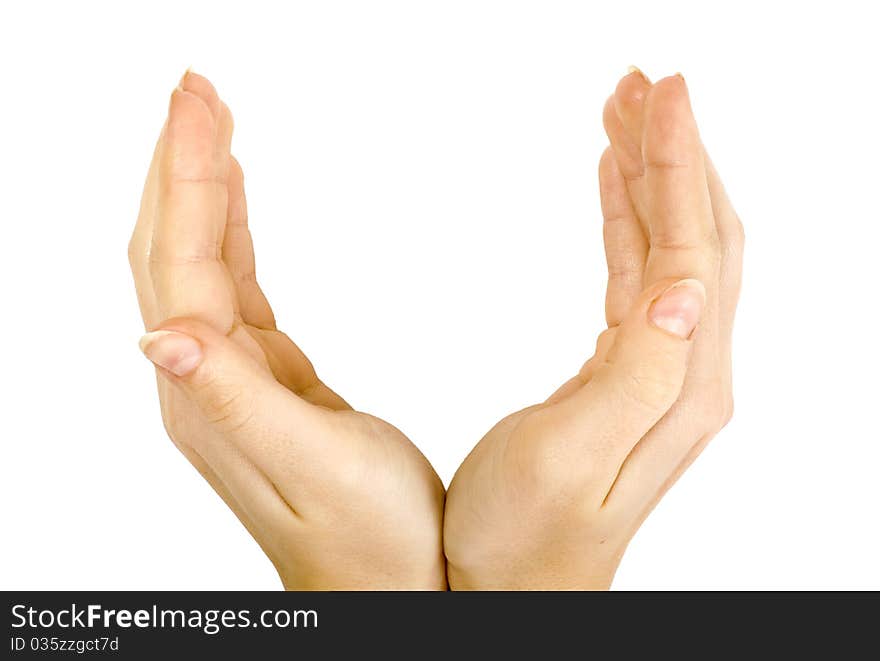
xmin=617 ymin=71 xmax=742 ymax=356
xmin=704 ymin=153 xmax=744 ymax=429
xmin=599 ymin=147 xmax=647 ymax=327
xmin=610 ymin=67 xmax=653 ymax=227
xmin=614 ymin=67 xmax=651 ymax=146
xmin=641 ymin=75 xmax=721 ymax=395
xmin=617 ymin=73 xmax=741 ymax=340
xmin=221 ymin=157 xmax=349 ymax=410
xmin=138 ymin=318 xmax=338 ymax=507
xmin=176 ymin=69 xmax=222 ymax=117
xmin=600 ymin=157 xmax=735 ymax=514
xmin=594 ymin=85 xmax=739 ymax=513
xmin=624 ymin=78 xmax=738 ymax=398
xmin=602 ymin=94 xmax=643 ymax=182
xmin=129 ymin=125 xmax=166 ymax=329
xmin=150 ymin=73 xmax=235 ymax=332
xmin=539 ymin=278 xmax=705 ymax=493
xmin=247 ymin=327 xmax=351 ymax=410
xmin=704 ymin=153 xmax=744 ymax=348
xmin=223 ymin=156 xmax=277 ymax=330
xmin=641 ymin=75 xmax=717 ymax=256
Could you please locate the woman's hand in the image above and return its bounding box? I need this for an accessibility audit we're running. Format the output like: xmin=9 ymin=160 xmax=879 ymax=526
xmin=443 ymin=71 xmax=743 ymax=589
xmin=129 ymin=72 xmax=446 ymax=590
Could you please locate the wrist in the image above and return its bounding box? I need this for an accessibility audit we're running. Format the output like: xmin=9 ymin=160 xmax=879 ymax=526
xmin=447 ymin=561 xmax=615 ymax=591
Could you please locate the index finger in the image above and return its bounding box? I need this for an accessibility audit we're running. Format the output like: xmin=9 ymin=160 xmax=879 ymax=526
xmin=149 ymin=73 xmax=235 ymax=332
xmin=642 ymin=75 xmax=717 ymax=256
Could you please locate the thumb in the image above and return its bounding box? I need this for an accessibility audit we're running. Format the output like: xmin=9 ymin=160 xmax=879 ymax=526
xmin=138 ymin=318 xmax=320 ymax=445
xmin=550 ymin=278 xmax=705 ymax=455
xmin=596 ymin=277 xmax=704 ymax=419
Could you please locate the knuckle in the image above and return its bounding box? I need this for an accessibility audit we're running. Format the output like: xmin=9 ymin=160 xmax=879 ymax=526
xmin=209 ymin=392 xmax=256 ymax=433
xmin=220 ymin=101 xmax=234 ymax=130
xmin=644 ymin=157 xmax=692 ymax=173
xmin=722 ymin=241 xmax=742 ymax=267
xmin=237 ymin=268 xmax=258 ymax=285
xmin=696 ymin=386 xmax=733 ymax=433
xmin=146 ymin=237 xmax=171 ymax=266
xmin=127 ymin=239 xmax=137 ymax=267
xmin=651 ymin=226 xmax=721 ymax=261
xmin=649 ymin=231 xmax=695 ymax=251
xmin=721 ymin=219 xmax=745 ymax=261
xmin=720 ymin=396 xmax=735 ymax=429
xmin=616 ymin=356 xmax=682 ymax=413
xmin=605 ymin=263 xmax=639 ymax=279
xmin=602 ymin=95 xmax=617 ymax=127
xmin=192 ymin=374 xmax=256 ymax=433
xmin=595 ymin=327 xmax=618 ymax=355
xmin=127 ymin=234 xmax=145 ymax=270
xmin=158 ymin=398 xmax=194 ymax=445
xmin=161 ymin=414 xmax=186 ymax=443
xmin=148 ymin=236 xmax=218 ymax=267
xmin=619 ymin=371 xmax=678 ymax=413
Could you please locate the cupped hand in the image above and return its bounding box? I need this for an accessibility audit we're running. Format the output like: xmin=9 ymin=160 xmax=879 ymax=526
xmin=443 ymin=71 xmax=743 ymax=589
xmin=129 ymin=72 xmax=446 ymax=590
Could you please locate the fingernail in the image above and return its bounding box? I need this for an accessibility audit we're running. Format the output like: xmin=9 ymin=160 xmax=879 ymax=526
xmin=627 ymin=65 xmax=650 ymax=84
xmin=177 ymin=67 xmax=192 ymax=91
xmin=649 ymin=279 xmax=705 ymax=339
xmin=139 ymin=331 xmax=203 ymax=376
xmin=674 ymin=71 xmax=686 ymax=82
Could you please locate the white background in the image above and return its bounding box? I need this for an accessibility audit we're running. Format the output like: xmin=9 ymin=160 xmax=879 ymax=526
xmin=2 ymin=1 xmax=878 ymax=590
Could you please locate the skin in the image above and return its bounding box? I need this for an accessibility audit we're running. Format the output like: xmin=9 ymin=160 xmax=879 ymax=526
xmin=443 ymin=70 xmax=743 ymax=589
xmin=131 ymin=69 xmax=742 ymax=590
xmin=129 ymin=72 xmax=447 ymax=590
